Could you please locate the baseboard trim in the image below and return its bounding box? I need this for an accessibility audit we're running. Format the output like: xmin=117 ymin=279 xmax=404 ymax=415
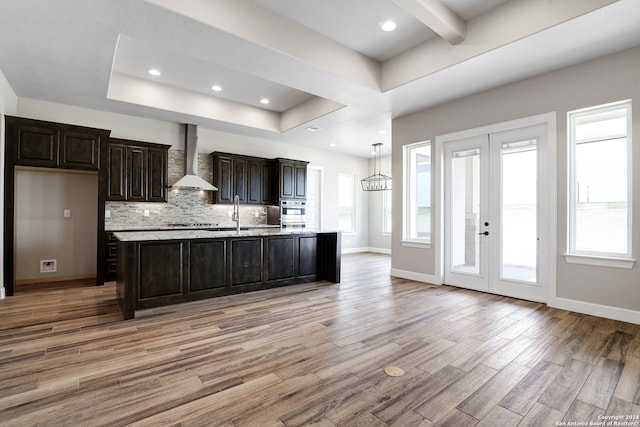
xmin=368 ymin=247 xmax=392 ymax=255
xmin=15 ymin=274 xmax=96 ymax=285
xmin=390 ymin=268 xmax=441 ymax=285
xmin=549 ymin=297 xmax=640 ymax=325
xmin=341 ymin=247 xmax=392 ymax=254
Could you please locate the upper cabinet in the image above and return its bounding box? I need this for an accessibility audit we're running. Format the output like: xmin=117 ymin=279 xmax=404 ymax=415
xmin=273 ymin=158 xmax=308 ymax=201
xmin=107 ymin=138 xmax=169 ymax=202
xmin=212 ymin=153 xmax=308 ymax=205
xmin=6 ymin=116 xmax=108 ymax=171
xmin=211 ymin=152 xmax=273 ymax=205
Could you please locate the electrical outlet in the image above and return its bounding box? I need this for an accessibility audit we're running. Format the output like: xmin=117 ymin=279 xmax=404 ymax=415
xmin=105 ymin=210 xmax=111 ymax=218
xmin=143 ymin=210 xmax=150 ymax=217
xmin=228 ymin=211 xmax=233 ymax=217
xmin=63 ymin=209 xmax=71 ymax=218
xmin=254 ymin=211 xmax=259 ymax=218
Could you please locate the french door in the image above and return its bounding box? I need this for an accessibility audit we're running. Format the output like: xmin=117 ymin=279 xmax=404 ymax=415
xmin=444 ymin=124 xmax=548 ymax=302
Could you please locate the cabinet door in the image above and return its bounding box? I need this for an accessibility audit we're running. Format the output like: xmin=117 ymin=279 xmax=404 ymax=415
xmin=280 ymin=162 xmax=295 ymax=199
xmin=233 ymin=158 xmax=247 ymax=202
xmin=127 ymin=146 xmax=147 ymax=202
xmin=214 ymin=155 xmax=233 ymax=203
xmin=247 ymin=160 xmax=262 ymax=204
xmin=261 ymin=162 xmax=272 ymax=204
xmin=138 ymin=241 xmax=184 ymax=299
xmin=147 ymin=148 xmax=167 ymax=202
xmin=230 ymin=239 xmax=263 ymax=286
xmin=60 ymin=130 xmax=100 ymax=170
xmin=189 ymin=240 xmax=227 ymax=291
xmin=266 ymin=236 xmax=295 ymax=280
xmin=14 ymin=123 xmax=59 ymax=167
xmin=107 ymin=144 xmax=127 ymax=201
xmin=294 ymin=163 xmax=307 ymax=199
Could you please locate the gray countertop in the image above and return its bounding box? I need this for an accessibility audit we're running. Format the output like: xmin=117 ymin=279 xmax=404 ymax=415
xmin=113 ymin=228 xmax=333 ymax=242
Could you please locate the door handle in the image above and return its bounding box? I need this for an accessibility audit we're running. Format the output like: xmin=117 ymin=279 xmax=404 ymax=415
xmin=478 ymin=231 xmax=489 ymax=236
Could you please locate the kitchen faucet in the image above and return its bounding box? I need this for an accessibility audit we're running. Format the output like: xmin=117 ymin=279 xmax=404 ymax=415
xmin=232 ymin=194 xmax=240 ymax=233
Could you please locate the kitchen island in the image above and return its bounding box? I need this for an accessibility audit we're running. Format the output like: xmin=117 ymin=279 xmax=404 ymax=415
xmin=114 ymin=229 xmax=341 ymax=319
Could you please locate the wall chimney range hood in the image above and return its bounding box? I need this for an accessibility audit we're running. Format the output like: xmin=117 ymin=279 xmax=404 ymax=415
xmin=172 ymin=124 xmax=218 ymax=191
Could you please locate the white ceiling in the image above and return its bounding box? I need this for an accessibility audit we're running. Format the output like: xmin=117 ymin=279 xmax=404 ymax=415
xmin=0 ymin=0 xmax=639 ymax=158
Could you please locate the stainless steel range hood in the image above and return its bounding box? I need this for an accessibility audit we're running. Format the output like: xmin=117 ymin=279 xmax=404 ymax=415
xmin=172 ymin=124 xmax=218 ymax=191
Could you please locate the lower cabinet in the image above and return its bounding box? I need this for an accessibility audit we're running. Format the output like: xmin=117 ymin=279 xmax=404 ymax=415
xmin=190 ymin=240 xmax=227 ymax=292
xmin=116 ymin=232 xmax=341 ymax=319
xmin=105 ymin=232 xmax=118 ymax=282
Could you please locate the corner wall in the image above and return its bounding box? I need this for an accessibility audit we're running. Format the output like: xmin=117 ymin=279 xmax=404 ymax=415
xmin=392 ymin=46 xmax=640 ymax=320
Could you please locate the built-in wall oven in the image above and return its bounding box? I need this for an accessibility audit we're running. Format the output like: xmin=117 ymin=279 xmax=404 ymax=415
xmin=279 ymin=200 xmax=306 ymax=229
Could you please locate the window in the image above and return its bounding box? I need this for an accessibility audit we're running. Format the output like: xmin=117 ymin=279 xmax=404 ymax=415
xmin=568 ymin=100 xmax=632 ymax=262
xmin=382 ymin=190 xmax=392 ymax=234
xmin=403 ymin=141 xmax=431 ymax=243
xmin=338 ymin=173 xmax=355 ymax=232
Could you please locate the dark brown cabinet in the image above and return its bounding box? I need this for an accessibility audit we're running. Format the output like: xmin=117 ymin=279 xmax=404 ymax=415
xmin=105 ymin=232 xmax=118 ymax=282
xmin=212 ymin=153 xmax=307 ymax=205
xmin=212 ymin=152 xmax=272 ymax=204
xmin=106 ymin=138 xmax=168 ymax=202
xmin=116 ymin=232 xmax=341 ymax=319
xmin=273 ymin=158 xmax=308 ymax=201
xmin=8 ymin=116 xmax=104 ymax=171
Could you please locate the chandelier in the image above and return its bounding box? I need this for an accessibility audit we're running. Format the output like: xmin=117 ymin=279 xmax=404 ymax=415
xmin=361 ymin=143 xmax=392 ymax=191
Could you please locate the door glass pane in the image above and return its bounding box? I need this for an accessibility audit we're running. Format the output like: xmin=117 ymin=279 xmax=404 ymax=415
xmin=451 ymin=149 xmax=481 ymax=275
xmin=501 ymin=140 xmax=537 ymax=282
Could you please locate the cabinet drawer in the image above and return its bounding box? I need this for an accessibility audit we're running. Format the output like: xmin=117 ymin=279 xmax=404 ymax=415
xmin=106 ymin=243 xmax=117 ymax=259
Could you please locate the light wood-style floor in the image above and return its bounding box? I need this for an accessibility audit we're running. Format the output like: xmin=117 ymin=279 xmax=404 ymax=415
xmin=1 ymin=253 xmax=640 ymax=426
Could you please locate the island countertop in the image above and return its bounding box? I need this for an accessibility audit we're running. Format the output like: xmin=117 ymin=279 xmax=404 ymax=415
xmin=113 ymin=228 xmax=329 ymax=242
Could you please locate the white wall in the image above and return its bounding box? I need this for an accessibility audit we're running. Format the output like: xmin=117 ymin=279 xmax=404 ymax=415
xmin=0 ymin=69 xmax=18 ymax=297
xmin=392 ymin=46 xmax=640 ymax=322
xmin=367 ymin=155 xmax=392 ymax=253
xmin=16 ymin=98 xmax=371 ymax=250
xmin=15 ymin=169 xmax=98 ymax=282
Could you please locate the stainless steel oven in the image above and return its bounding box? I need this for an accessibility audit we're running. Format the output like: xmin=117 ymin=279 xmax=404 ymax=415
xmin=280 ymin=200 xmax=306 ymax=228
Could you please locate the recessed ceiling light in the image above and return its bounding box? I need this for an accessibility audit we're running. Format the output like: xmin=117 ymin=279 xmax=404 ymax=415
xmin=260 ymin=98 xmax=270 ymax=104
xmin=378 ymin=129 xmax=387 ymax=134
xmin=380 ymin=21 xmax=397 ymax=32
xmin=211 ymin=85 xmax=222 ymax=92
xmin=148 ymin=68 xmax=161 ymax=76
xmin=330 ymin=143 xmax=337 ymax=147
xmin=306 ymin=126 xmax=322 ymax=132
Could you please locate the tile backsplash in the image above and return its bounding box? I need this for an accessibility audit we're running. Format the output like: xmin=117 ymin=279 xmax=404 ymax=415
xmin=105 ymin=149 xmax=271 ymax=229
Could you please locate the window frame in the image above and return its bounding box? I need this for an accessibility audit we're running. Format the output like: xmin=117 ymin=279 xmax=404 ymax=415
xmin=402 ymin=140 xmax=432 ymax=247
xmin=566 ymin=99 xmax=634 ymax=268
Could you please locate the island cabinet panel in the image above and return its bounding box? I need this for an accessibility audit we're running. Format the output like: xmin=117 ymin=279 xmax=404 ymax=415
xmin=298 ymin=235 xmax=318 ymax=276
xmin=115 ymin=232 xmax=341 ymax=319
xmin=138 ymin=241 xmax=184 ymax=300
xmin=189 ymin=240 xmax=226 ymax=292
xmin=230 ymin=238 xmax=263 ymax=287
xmin=266 ymin=236 xmax=295 ymax=281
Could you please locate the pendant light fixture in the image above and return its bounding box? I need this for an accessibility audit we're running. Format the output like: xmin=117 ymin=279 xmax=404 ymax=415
xmin=361 ymin=143 xmax=392 ymax=191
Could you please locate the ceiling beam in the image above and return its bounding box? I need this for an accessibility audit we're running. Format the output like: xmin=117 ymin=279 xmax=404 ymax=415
xmin=391 ymin=0 xmax=466 ymax=44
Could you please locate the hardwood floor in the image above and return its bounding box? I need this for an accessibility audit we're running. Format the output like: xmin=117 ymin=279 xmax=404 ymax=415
xmin=1 ymin=253 xmax=639 ymax=426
